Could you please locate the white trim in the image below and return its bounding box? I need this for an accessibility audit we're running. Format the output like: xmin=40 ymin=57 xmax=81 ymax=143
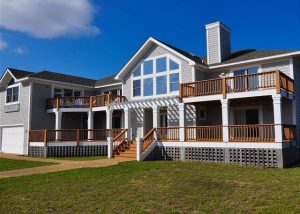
xmin=115 ymin=37 xmax=206 ymax=80
xmin=5 ymin=83 xmax=21 ymax=105
xmin=26 ymin=81 xmax=33 ymax=155
xmin=0 ymin=69 xmax=18 ymax=84
xmin=94 ymin=82 xmax=122 ymax=89
xmin=0 ymin=124 xmax=24 ymax=127
xmin=205 ymin=21 xmax=231 ymax=33
xmin=289 ymin=58 xmax=294 ymax=79
xmin=209 ymin=52 xmax=300 ymax=69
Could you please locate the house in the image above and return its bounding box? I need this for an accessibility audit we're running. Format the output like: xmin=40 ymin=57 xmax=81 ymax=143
xmin=0 ymin=21 xmax=299 ymax=167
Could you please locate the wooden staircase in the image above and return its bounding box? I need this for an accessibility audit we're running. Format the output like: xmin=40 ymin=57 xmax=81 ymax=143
xmin=113 ymin=140 xmax=136 ymax=159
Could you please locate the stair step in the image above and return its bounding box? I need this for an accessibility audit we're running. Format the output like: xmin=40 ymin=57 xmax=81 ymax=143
xmin=117 ymin=154 xmax=136 ymax=158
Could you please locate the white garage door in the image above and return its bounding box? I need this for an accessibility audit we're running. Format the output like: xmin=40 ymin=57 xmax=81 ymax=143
xmin=1 ymin=126 xmax=25 ymax=155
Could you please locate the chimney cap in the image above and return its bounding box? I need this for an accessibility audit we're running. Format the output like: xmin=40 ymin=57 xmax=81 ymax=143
xmin=205 ymin=21 xmax=231 ymax=32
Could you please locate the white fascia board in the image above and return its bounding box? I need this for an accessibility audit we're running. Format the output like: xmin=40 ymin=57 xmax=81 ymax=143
xmin=0 ymin=69 xmax=18 ymax=84
xmin=94 ymin=82 xmax=122 ymax=89
xmin=115 ymin=37 xmax=199 ymax=80
xmin=209 ymin=51 xmax=300 ymax=69
xmin=16 ymin=77 xmax=94 ymax=89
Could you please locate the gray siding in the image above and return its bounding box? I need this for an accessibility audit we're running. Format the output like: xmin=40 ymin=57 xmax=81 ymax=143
xmin=31 ymin=83 xmax=55 ymax=130
xmin=262 ymin=60 xmax=290 ymax=77
xmin=207 ymin=27 xmax=220 ymax=64
xmin=0 ymin=80 xmax=31 ymax=152
xmin=194 ymin=68 xmax=207 ymax=81
xmin=293 ymin=57 xmax=300 ymax=147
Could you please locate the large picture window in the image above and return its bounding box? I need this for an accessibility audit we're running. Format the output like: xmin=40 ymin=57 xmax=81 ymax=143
xmin=132 ymin=55 xmax=180 ymax=97
xmin=6 ymin=85 xmax=19 ymax=104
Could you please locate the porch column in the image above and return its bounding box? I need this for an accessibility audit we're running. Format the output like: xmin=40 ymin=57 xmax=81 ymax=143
xmin=87 ymin=110 xmax=94 ymax=139
xmin=55 ymin=111 xmax=62 ymax=141
xmin=124 ymin=108 xmax=131 ymax=140
xmin=178 ymin=103 xmax=185 ymax=142
xmin=106 ymin=109 xmax=113 ymax=129
xmin=273 ymin=95 xmax=283 ymax=142
xmin=152 ymin=105 xmax=160 ymax=128
xmin=221 ymin=99 xmax=230 ymax=142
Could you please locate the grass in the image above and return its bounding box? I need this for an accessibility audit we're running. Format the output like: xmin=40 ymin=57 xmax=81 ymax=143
xmin=0 ymin=161 xmax=299 ymax=213
xmin=49 ymin=156 xmax=107 ymax=161
xmin=0 ymin=157 xmax=56 ymax=171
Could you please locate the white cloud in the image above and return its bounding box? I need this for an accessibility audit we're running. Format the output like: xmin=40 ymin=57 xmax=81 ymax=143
xmin=14 ymin=47 xmax=26 ymax=54
xmin=0 ymin=0 xmax=100 ymax=39
xmin=0 ymin=36 xmax=8 ymax=52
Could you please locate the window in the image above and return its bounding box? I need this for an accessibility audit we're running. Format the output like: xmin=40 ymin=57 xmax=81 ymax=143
xmin=169 ymin=59 xmax=179 ymax=70
xmin=234 ymin=109 xmax=259 ymax=125
xmin=143 ymin=60 xmax=153 ymax=75
xmin=156 ymin=57 xmax=167 ymax=73
xmin=143 ymin=78 xmax=153 ymax=96
xmin=170 ymin=73 xmax=179 ymax=92
xmin=64 ymin=89 xmax=73 ymax=97
xmin=156 ymin=76 xmax=167 ymax=95
xmin=6 ymin=85 xmax=19 ymax=104
xmin=74 ymin=91 xmax=81 ymax=97
xmin=233 ymin=67 xmax=259 ymax=90
xmin=133 ymin=65 xmax=141 ymax=77
xmin=54 ymin=88 xmax=62 ymax=98
xmin=133 ymin=80 xmax=141 ymax=97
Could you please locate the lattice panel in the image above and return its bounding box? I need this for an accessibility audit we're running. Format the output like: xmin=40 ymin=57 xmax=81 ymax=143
xmin=47 ymin=145 xmax=107 ymax=157
xmin=185 ymin=147 xmax=225 ymax=163
xmin=229 ymin=148 xmax=277 ymax=167
xmin=28 ymin=146 xmax=46 ymax=158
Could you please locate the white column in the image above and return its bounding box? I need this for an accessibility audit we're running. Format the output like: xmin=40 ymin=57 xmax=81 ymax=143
xmin=106 ymin=109 xmax=113 ymax=129
xmin=124 ymin=108 xmax=131 ymax=140
xmin=107 ymin=137 xmax=113 ymax=158
xmin=273 ymin=95 xmax=283 ymax=142
xmin=152 ymin=105 xmax=160 ymax=128
xmin=55 ymin=111 xmax=62 ymax=141
xmin=87 ymin=110 xmax=94 ymax=139
xmin=136 ymin=137 xmax=142 ymax=161
xmin=178 ymin=103 xmax=185 ymax=142
xmin=221 ymin=99 xmax=229 ymax=142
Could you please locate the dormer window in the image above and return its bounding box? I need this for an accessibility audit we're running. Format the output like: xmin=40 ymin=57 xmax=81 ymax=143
xmin=6 ymin=79 xmax=20 ymax=104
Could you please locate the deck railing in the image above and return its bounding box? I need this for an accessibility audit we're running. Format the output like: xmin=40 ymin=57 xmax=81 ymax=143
xmin=282 ymin=124 xmax=297 ymax=142
xmin=185 ymin=126 xmax=223 ymax=141
xmin=180 ymin=71 xmax=294 ymax=99
xmin=142 ymin=128 xmax=156 ymax=152
xmin=29 ymin=129 xmax=125 ymax=145
xmin=156 ymin=127 xmax=180 ymax=141
xmin=46 ymin=94 xmax=126 ymax=110
xmin=112 ymin=129 xmax=128 ymax=153
xmin=228 ymin=125 xmax=275 ymax=142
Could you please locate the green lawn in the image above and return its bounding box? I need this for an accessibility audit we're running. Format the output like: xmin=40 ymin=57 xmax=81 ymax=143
xmin=0 ymin=157 xmax=56 ymax=171
xmin=0 ymin=161 xmax=299 ymax=213
xmin=49 ymin=155 xmax=107 ymax=161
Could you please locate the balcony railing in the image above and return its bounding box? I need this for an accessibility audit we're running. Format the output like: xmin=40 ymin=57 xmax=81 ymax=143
xmin=180 ymin=71 xmax=294 ymax=99
xmin=29 ymin=129 xmax=125 ymax=145
xmin=228 ymin=125 xmax=275 ymax=142
xmin=185 ymin=126 xmax=223 ymax=142
xmin=46 ymin=94 xmax=126 ymax=110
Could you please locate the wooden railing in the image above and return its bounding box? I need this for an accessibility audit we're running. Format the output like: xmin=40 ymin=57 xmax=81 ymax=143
xmin=156 ymin=127 xmax=180 ymax=141
xmin=180 ymin=71 xmax=294 ymax=99
xmin=282 ymin=125 xmax=297 ymax=142
xmin=29 ymin=129 xmax=125 ymax=145
xmin=142 ymin=128 xmax=156 ymax=152
xmin=112 ymin=129 xmax=128 ymax=152
xmin=185 ymin=126 xmax=223 ymax=141
xmin=46 ymin=94 xmax=126 ymax=109
xmin=228 ymin=125 xmax=275 ymax=142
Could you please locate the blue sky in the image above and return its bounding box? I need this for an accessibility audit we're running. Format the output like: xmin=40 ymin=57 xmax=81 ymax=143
xmin=0 ymin=0 xmax=299 ymax=80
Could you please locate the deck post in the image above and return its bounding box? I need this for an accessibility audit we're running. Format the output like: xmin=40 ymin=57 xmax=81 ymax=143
xmin=106 ymin=109 xmax=113 ymax=129
xmin=272 ymin=95 xmax=283 ymax=143
xmin=152 ymin=105 xmax=160 ymax=129
xmin=55 ymin=111 xmax=62 ymax=141
xmin=178 ymin=103 xmax=186 ymax=141
xmin=222 ymin=77 xmax=227 ymax=99
xmin=221 ymin=99 xmax=230 ymax=142
xmin=275 ymin=70 xmax=281 ymax=94
xmin=107 ymin=137 xmax=113 ymax=158
xmin=136 ymin=137 xmax=142 ymax=161
xmin=124 ymin=108 xmax=131 ymax=140
xmin=87 ymin=111 xmax=94 ymax=140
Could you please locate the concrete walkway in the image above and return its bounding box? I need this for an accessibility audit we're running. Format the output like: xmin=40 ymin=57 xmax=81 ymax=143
xmin=0 ymin=154 xmax=134 ymax=179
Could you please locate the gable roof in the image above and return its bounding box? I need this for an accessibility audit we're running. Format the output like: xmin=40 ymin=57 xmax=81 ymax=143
xmin=8 ymin=68 xmax=34 ymax=79
xmin=206 ymin=50 xmax=300 ymax=67
xmin=115 ymin=37 xmax=207 ymax=80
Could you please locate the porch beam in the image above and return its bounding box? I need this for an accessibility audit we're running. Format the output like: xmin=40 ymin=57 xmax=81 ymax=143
xmin=152 ymin=105 xmax=160 ymax=128
xmin=55 ymin=111 xmax=62 ymax=141
xmin=124 ymin=108 xmax=131 ymax=140
xmin=272 ymin=95 xmax=283 ymax=142
xmin=87 ymin=110 xmax=94 ymax=139
xmin=221 ymin=99 xmax=230 ymax=142
xmin=106 ymin=109 xmax=113 ymax=129
xmin=178 ymin=103 xmax=185 ymax=141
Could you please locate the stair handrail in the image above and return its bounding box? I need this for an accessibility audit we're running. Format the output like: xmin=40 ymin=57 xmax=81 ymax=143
xmin=112 ymin=129 xmax=128 ymax=154
xmin=142 ymin=128 xmax=156 ymax=153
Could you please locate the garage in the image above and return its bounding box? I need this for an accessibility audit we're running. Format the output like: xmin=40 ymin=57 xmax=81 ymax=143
xmin=1 ymin=126 xmax=25 ymax=155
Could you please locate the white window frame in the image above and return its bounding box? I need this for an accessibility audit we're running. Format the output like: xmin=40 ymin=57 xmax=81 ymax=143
xmin=230 ymin=106 xmax=263 ymax=125
xmin=131 ymin=54 xmax=181 ymax=99
xmin=5 ymin=83 xmax=20 ymax=105
xmin=51 ymin=86 xmax=84 ymax=98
